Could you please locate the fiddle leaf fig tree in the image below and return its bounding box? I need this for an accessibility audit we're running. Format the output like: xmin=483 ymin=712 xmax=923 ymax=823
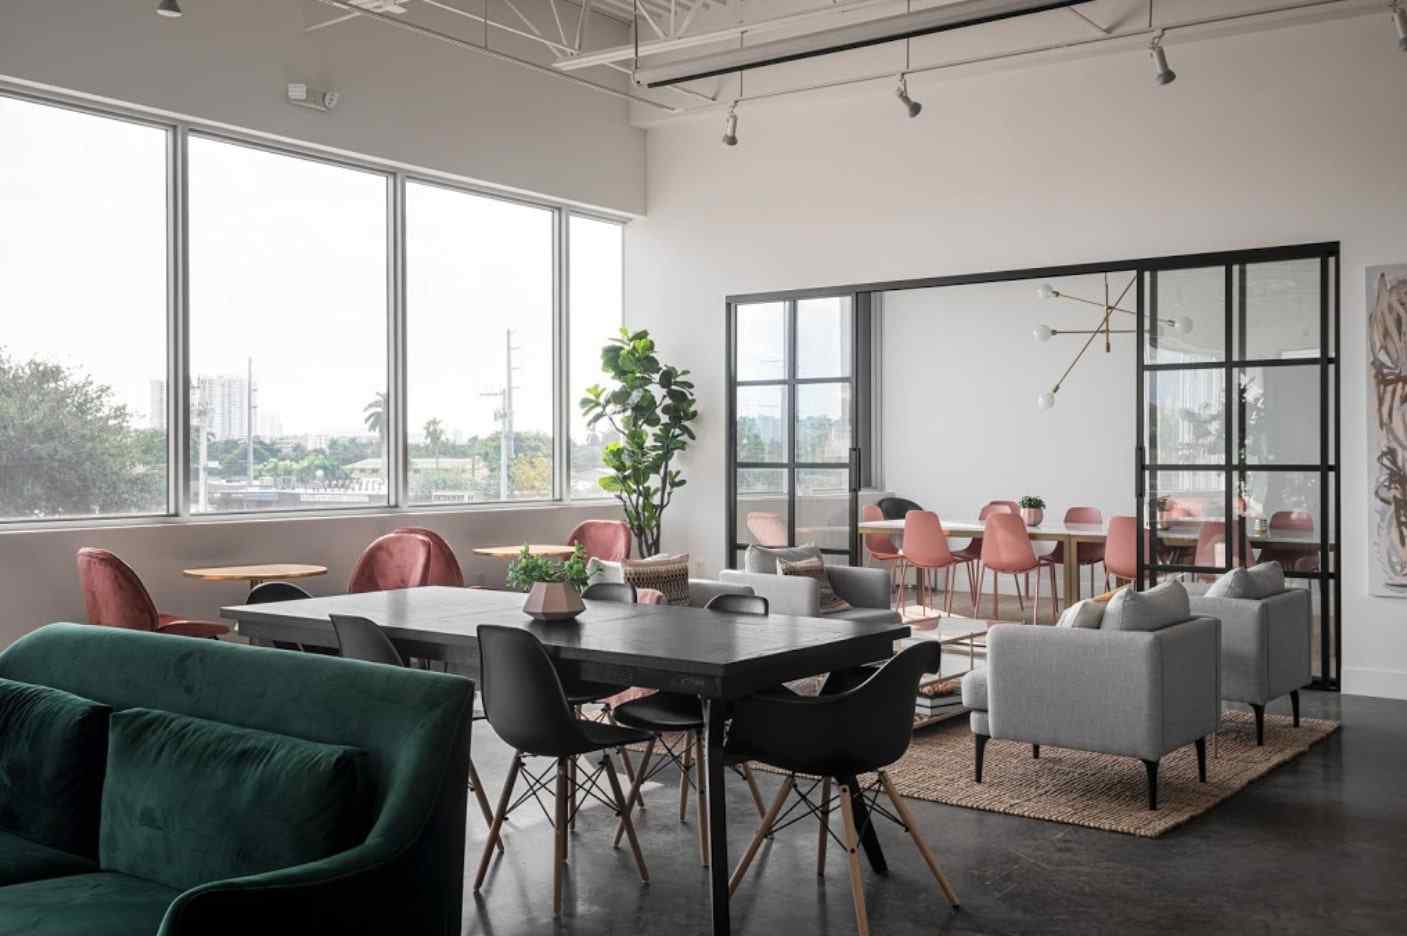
xmin=580 ymin=328 xmax=697 ymax=558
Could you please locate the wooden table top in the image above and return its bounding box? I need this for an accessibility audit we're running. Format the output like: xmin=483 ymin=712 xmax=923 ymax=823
xmin=471 ymin=544 xmax=577 ymax=560
xmin=183 ymin=563 xmax=328 ymax=583
xmin=857 ymin=517 xmax=1333 ymax=549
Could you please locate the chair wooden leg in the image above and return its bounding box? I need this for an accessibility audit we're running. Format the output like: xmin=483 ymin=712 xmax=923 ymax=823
xmin=992 ymin=569 xmax=1000 ymax=620
xmin=694 ymin=731 xmax=709 ymax=867
xmin=679 ymin=740 xmax=693 ymax=823
xmin=973 ymin=564 xmax=986 ymax=616
xmin=741 ymin=763 xmax=767 ymax=818
xmin=602 ymin=754 xmax=648 ymax=882
xmin=553 ymin=757 xmax=568 ymax=916
xmin=1049 ymin=562 xmax=1059 ymax=622
xmin=878 ymin=770 xmax=959 ymax=909
xmin=817 ymin=776 xmax=831 ymax=876
xmin=474 ymin=752 xmax=522 ymax=893
xmin=730 ymin=773 xmax=795 ymax=895
xmin=468 ymin=759 xmax=504 ymax=854
xmin=944 ymin=566 xmax=955 ymax=615
xmin=1015 ymin=574 xmax=1025 ymax=612
xmin=613 ymin=736 xmax=655 ymax=848
xmin=568 ymin=756 xmax=578 ymax=834
xmin=838 ymin=783 xmax=872 ymax=936
xmin=1032 ymin=565 xmax=1040 ymax=625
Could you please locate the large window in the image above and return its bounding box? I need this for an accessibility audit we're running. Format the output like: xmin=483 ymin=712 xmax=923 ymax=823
xmin=187 ymin=136 xmax=390 ymax=513
xmin=0 ymin=95 xmax=169 ymax=521
xmin=405 ymin=182 xmax=555 ymax=504
xmin=568 ymin=214 xmax=624 ymax=497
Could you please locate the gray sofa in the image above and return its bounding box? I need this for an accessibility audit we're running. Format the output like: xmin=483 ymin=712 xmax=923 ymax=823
xmin=961 ymin=582 xmax=1220 ymax=809
xmin=1189 ymin=574 xmax=1312 ymax=745
xmin=718 ymin=545 xmax=900 ymax=624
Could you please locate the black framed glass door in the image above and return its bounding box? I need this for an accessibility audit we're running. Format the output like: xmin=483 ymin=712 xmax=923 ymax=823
xmin=1136 ymin=245 xmax=1340 ymax=688
xmin=727 ymin=294 xmax=861 ymax=567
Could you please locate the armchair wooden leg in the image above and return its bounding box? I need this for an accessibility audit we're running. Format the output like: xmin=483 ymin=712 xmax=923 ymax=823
xmin=1143 ymin=758 xmax=1159 ymax=811
xmin=1251 ymin=703 xmax=1265 ymax=746
xmin=1291 ymin=689 xmax=1301 ymax=727
xmin=974 ymin=733 xmax=988 ymax=783
xmin=1195 ymin=737 xmax=1207 ymax=782
xmin=817 ymin=777 xmax=831 ymax=876
xmin=553 ymin=757 xmax=568 ymax=916
xmin=878 ymin=771 xmax=958 ymax=909
xmin=694 ymin=731 xmax=710 ymax=867
xmin=613 ymin=736 xmax=655 ymax=848
xmin=1032 ymin=744 xmax=1040 ymax=759
xmin=730 ymin=774 xmax=795 ymax=895
xmin=474 ymin=752 xmax=522 ymax=893
xmin=602 ymin=754 xmax=648 ymax=882
xmin=838 ymin=784 xmax=872 ymax=936
xmin=741 ymin=763 xmax=767 ymax=818
xmin=468 ymin=759 xmax=504 ymax=854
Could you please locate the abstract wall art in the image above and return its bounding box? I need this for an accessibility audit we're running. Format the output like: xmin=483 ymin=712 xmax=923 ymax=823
xmin=1368 ymin=264 xmax=1407 ymax=596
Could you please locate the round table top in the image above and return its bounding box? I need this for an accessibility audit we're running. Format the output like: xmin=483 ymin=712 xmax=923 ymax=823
xmin=472 ymin=544 xmax=577 ymax=560
xmin=182 ymin=563 xmax=329 ymax=583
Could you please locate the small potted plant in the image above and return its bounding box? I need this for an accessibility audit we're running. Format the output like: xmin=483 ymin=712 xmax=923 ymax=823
xmin=1019 ymin=495 xmax=1046 ymax=527
xmin=507 ymin=545 xmax=590 ymax=622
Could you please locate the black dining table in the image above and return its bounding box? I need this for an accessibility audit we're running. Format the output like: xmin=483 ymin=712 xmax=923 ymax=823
xmin=221 ymin=586 xmax=910 ymax=936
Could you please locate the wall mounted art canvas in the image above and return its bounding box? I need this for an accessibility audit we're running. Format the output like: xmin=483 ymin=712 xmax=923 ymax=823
xmin=1368 ymin=264 xmax=1407 ymax=596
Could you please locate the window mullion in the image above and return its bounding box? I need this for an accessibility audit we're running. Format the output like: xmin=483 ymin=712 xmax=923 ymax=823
xmin=172 ymin=123 xmax=191 ymax=518
xmin=390 ymin=173 xmax=408 ymax=509
xmin=554 ymin=207 xmax=568 ymax=502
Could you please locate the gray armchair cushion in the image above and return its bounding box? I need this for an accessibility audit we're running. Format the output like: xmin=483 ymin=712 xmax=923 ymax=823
xmin=824 ymin=565 xmax=893 ymax=610
xmin=1244 ymin=562 xmax=1287 ymax=598
xmin=1190 ymin=587 xmax=1311 ymax=705
xmin=1204 ymin=566 xmax=1252 ymax=598
xmin=1103 ymin=580 xmax=1191 ymax=632
xmin=961 ymin=668 xmax=987 ymax=711
xmin=719 ymin=570 xmax=820 ymax=616
xmin=743 ymin=544 xmax=822 ymax=574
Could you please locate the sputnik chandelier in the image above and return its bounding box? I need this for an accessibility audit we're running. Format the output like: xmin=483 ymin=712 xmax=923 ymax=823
xmin=1031 ymin=273 xmax=1193 ymax=410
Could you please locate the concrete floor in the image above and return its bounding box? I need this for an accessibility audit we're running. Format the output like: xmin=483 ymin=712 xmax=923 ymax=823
xmin=460 ymin=689 xmax=1404 ymax=936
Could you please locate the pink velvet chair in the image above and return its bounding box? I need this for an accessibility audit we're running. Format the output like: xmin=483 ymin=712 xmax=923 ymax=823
xmin=1047 ymin=506 xmax=1106 ymax=602
xmin=974 ymin=513 xmax=1059 ymax=624
xmin=566 ymin=519 xmax=632 ymax=563
xmin=392 ymin=527 xmax=465 ymax=587
xmin=862 ymin=504 xmax=906 ymax=603
xmin=1192 ymin=519 xmax=1252 ymax=579
xmin=952 ymin=501 xmax=1017 ymax=606
xmin=901 ymin=510 xmax=963 ymax=616
xmin=745 ymin=512 xmax=789 ymax=548
xmin=347 ymin=533 xmax=434 ymax=594
xmin=75 ymin=547 xmax=229 ymax=638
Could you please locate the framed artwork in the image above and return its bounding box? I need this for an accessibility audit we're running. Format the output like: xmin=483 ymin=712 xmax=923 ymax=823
xmin=1368 ymin=264 xmax=1407 ymax=596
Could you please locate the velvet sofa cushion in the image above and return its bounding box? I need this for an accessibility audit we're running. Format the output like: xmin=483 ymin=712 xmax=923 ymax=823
xmin=0 ymin=830 xmax=96 ymax=887
xmin=100 ymin=708 xmax=373 ymax=892
xmin=0 ymin=677 xmax=111 ymax=858
xmin=0 ymin=871 xmax=179 ymax=936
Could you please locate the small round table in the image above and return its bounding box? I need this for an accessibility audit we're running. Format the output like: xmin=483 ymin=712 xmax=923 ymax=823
xmin=182 ymin=563 xmax=329 ymax=589
xmin=472 ymin=545 xmax=577 ymax=560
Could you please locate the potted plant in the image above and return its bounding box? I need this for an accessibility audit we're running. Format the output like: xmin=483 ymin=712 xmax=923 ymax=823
xmin=507 ymin=545 xmax=590 ymax=622
xmin=580 ymin=328 xmax=698 ymax=558
xmin=1019 ymin=495 xmax=1046 ymax=527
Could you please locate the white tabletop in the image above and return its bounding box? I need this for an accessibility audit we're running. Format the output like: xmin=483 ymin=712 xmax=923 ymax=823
xmin=857 ymin=517 xmax=1329 ymax=548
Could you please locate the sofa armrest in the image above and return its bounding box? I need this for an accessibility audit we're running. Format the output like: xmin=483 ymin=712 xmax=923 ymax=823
xmin=985 ymin=616 xmax=1220 ymax=761
xmin=826 ymin=566 xmax=892 ymax=610
xmin=718 ymin=570 xmax=820 ymax=616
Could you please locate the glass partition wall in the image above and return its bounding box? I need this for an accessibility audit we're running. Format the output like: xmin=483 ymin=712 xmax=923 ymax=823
xmin=726 ymin=243 xmax=1340 ymax=688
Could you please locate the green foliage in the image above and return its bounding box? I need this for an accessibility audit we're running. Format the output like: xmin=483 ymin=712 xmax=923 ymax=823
xmin=1019 ymin=495 xmax=1046 ymax=509
xmin=579 ymin=328 xmax=698 ymax=557
xmin=505 ymin=544 xmax=590 ymax=592
xmin=363 ymin=392 xmax=387 ymax=446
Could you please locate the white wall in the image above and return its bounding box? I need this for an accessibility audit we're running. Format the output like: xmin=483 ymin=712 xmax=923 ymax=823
xmin=626 ymin=16 xmax=1407 ymax=697
xmin=0 ymin=0 xmax=644 ymax=214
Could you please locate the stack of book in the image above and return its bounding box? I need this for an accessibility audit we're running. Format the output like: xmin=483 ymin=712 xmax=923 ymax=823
xmin=915 ymin=673 xmax=965 ymax=719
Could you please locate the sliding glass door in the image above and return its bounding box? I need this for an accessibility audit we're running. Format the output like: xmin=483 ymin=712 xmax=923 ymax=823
xmin=1136 ymin=246 xmax=1340 ymax=687
xmin=728 ymin=295 xmax=861 ymax=566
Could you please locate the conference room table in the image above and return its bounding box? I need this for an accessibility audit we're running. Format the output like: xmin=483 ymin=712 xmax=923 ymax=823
xmin=222 ymin=586 xmax=910 ymax=936
xmin=857 ymin=517 xmax=1332 ymax=610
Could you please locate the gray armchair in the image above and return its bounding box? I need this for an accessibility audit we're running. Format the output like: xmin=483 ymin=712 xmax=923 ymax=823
xmin=961 ymin=611 xmax=1221 ymax=810
xmin=1189 ymin=587 xmax=1312 ymax=745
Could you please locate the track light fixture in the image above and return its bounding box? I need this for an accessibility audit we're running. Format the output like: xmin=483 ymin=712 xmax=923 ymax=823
xmin=1150 ymin=30 xmax=1176 ymax=85
xmin=722 ymin=103 xmax=739 ymax=147
xmin=896 ymin=74 xmax=922 ymax=118
xmin=156 ymin=0 xmax=183 ymax=17
xmin=1394 ymin=2 xmax=1407 ymax=51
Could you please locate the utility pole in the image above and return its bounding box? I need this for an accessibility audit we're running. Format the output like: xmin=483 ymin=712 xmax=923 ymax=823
xmin=480 ymin=329 xmax=519 ymax=499
xmin=246 ymin=357 xmax=256 ymax=485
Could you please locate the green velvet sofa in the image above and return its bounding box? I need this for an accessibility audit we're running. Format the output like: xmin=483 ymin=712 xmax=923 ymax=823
xmin=0 ymin=623 xmax=474 ymax=936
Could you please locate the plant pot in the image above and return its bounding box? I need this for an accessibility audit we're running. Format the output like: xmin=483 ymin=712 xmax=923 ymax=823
xmin=1021 ymin=507 xmax=1044 ymax=527
xmin=523 ymin=582 xmax=585 ymax=622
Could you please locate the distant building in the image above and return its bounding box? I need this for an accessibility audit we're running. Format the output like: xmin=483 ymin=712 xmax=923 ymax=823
xmin=193 ymin=374 xmax=251 ymax=441
xmin=148 ymin=379 xmax=166 ymax=432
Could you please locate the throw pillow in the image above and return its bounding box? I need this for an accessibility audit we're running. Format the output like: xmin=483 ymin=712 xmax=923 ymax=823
xmin=1205 ymin=566 xmax=1253 ymax=599
xmin=100 ymin=708 xmax=372 ymax=891
xmin=621 ymin=554 xmax=691 ymax=606
xmin=776 ymin=555 xmax=851 ymax=613
xmin=1244 ymin=561 xmax=1287 ymax=599
xmin=744 ymin=543 xmax=822 ymax=574
xmin=0 ymin=678 xmax=111 ymax=857
xmin=1055 ymin=599 xmax=1105 ymax=629
xmin=1102 ymin=580 xmax=1191 ymax=632
xmin=587 ymin=558 xmax=624 ymax=584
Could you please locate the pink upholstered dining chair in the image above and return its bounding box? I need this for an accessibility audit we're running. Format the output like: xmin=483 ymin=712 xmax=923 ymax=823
xmin=862 ymin=504 xmax=906 ymax=603
xmin=975 ymin=513 xmax=1059 ymax=624
xmin=745 ymin=512 xmax=789 ymax=548
xmin=392 ymin=527 xmax=464 ymax=587
xmin=75 ymin=547 xmax=230 ymax=638
xmin=1104 ymin=516 xmax=1140 ymax=586
xmin=1047 ymin=506 xmax=1106 ymax=602
xmin=901 ymin=510 xmax=963 ymax=616
xmin=1192 ymin=519 xmax=1252 ymax=579
xmin=952 ymin=501 xmax=1018 ymax=607
xmin=347 ymin=532 xmax=434 ymax=594
xmin=1257 ymin=510 xmax=1319 ymax=572
xmin=566 ymin=519 xmax=631 ymax=563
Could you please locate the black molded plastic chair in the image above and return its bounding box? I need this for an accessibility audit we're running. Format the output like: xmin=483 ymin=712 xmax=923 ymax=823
xmin=328 ymin=614 xmax=499 ymax=853
xmin=581 ymin=581 xmax=638 ymax=603
xmin=248 ymin=581 xmax=329 ymax=653
xmin=726 ymin=642 xmax=959 ymax=933
xmin=473 ymin=625 xmax=650 ymax=916
xmin=610 ymin=596 xmax=771 ymax=864
xmin=877 ymin=496 xmax=924 ymax=521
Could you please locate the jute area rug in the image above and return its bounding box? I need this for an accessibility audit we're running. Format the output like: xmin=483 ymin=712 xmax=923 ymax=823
xmin=862 ymin=709 xmax=1338 ymax=838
